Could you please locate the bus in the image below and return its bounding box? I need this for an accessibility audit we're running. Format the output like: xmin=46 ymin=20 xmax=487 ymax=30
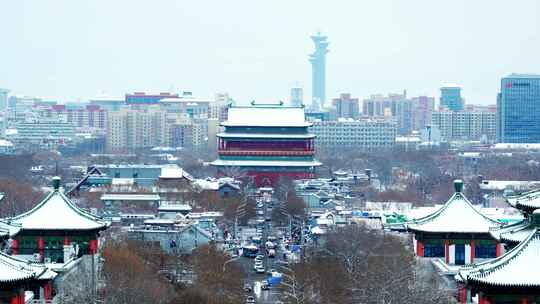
xmin=242 ymin=245 xmax=259 ymax=258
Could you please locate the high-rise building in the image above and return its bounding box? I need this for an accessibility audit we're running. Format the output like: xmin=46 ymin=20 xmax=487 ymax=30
xmin=310 ymin=118 xmax=396 ymax=151
xmin=498 ymin=74 xmax=540 ymax=143
xmin=290 ymin=86 xmax=304 ymax=107
xmin=363 ymin=93 xmax=413 ymax=135
xmin=431 ymin=110 xmax=496 ymax=142
xmin=159 ymin=96 xmax=210 ymax=119
xmin=332 ymin=93 xmax=359 ymax=119
xmin=0 ymin=88 xmax=9 ymax=112
xmin=39 ymin=104 xmax=108 ymax=131
xmin=14 ymin=119 xmax=77 ymax=150
xmin=106 ymin=106 xmax=167 ymax=152
xmin=411 ymin=96 xmax=435 ymax=130
xmin=309 ymin=32 xmax=329 ymax=110
xmin=440 ymin=84 xmax=464 ymax=111
xmin=213 ymin=93 xmax=233 ymax=122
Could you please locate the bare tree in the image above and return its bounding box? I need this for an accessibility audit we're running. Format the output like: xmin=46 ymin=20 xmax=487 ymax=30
xmin=283 ymin=224 xmax=456 ymax=304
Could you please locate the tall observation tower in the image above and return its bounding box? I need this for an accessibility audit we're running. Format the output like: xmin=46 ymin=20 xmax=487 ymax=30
xmin=309 ymin=32 xmax=329 ymax=110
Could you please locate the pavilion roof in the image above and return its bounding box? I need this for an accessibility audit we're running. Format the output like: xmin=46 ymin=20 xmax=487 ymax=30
xmin=406 ymin=181 xmax=502 ymax=234
xmin=0 ymin=220 xmax=21 ymax=239
xmin=222 ymin=106 xmax=311 ymax=127
xmin=456 ymin=226 xmax=540 ymax=288
xmin=490 ymin=219 xmax=533 ymax=245
xmin=10 ymin=178 xmax=109 ymax=231
xmin=0 ymin=252 xmax=57 ymax=283
xmin=506 ymin=189 xmax=540 ymax=212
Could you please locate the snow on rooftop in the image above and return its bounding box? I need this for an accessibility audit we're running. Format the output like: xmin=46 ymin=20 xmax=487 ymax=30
xmin=223 ymin=106 xmax=310 ymax=127
xmin=0 ymin=139 xmax=13 ymax=147
xmin=479 ymin=180 xmax=540 ymax=191
xmin=10 ymin=189 xmax=108 ymax=231
xmin=101 ymin=193 xmax=160 ymax=201
xmin=217 ymin=132 xmax=315 ymax=139
xmin=193 ymin=179 xmax=219 ymax=191
xmin=457 ymin=228 xmax=540 ymax=287
xmin=491 ymin=220 xmax=533 ymax=244
xmin=0 ymin=252 xmax=57 ymax=283
xmin=407 ymin=188 xmax=502 ymax=234
xmin=493 ymin=143 xmax=540 ymax=150
xmin=0 ymin=220 xmax=20 ymax=238
xmin=159 ymin=166 xmax=193 ymax=181
xmin=441 ymin=83 xmax=462 ymax=88
xmin=158 ymin=204 xmax=192 ymax=212
xmin=506 ymin=189 xmax=540 ymax=211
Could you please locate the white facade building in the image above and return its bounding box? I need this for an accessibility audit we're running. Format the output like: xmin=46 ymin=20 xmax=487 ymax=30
xmin=310 ymin=118 xmax=396 ymax=150
xmin=431 ymin=110 xmax=496 ymax=142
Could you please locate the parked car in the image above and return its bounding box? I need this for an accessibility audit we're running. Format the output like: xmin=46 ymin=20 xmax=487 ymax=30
xmin=243 ymin=283 xmax=252 ymax=293
xmin=246 ymin=296 xmax=256 ymax=303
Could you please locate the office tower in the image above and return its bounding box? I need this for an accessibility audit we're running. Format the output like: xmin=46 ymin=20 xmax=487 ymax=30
xmin=332 ymin=93 xmax=359 ymax=119
xmin=440 ymin=84 xmax=464 ymax=111
xmin=309 ymin=32 xmax=329 ymax=110
xmin=290 ymin=86 xmax=304 ymax=107
xmin=363 ymin=93 xmax=413 ymax=135
xmin=498 ymin=74 xmax=540 ymax=143
xmin=0 ymin=88 xmax=9 ymax=113
xmin=411 ymin=96 xmax=435 ymax=130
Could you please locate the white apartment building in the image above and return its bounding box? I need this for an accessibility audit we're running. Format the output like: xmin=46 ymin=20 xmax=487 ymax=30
xmin=107 ymin=107 xmax=211 ymax=152
xmin=431 ymin=110 xmax=496 ymax=142
xmin=310 ymin=118 xmax=396 ymax=150
xmin=107 ymin=107 xmax=167 ymax=152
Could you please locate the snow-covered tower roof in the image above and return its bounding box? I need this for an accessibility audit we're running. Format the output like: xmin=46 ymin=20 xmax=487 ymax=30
xmin=457 ymin=211 xmax=540 ymax=289
xmin=0 ymin=251 xmax=56 ymax=283
xmin=506 ymin=189 xmax=540 ymax=213
xmin=0 ymin=220 xmax=21 ymax=240
xmin=9 ymin=177 xmax=109 ymax=232
xmin=406 ymin=180 xmax=503 ymax=234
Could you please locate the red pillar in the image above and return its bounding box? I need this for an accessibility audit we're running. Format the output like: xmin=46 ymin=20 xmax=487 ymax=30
xmin=10 ymin=291 xmax=24 ymax=304
xmin=521 ymin=298 xmax=529 ymax=304
xmin=89 ymin=239 xmax=98 ymax=254
xmin=64 ymin=236 xmax=70 ymax=246
xmin=37 ymin=236 xmax=45 ymax=262
xmin=479 ymin=294 xmax=492 ymax=304
xmin=11 ymin=238 xmax=18 ymax=255
xmin=470 ymin=240 xmax=475 ymax=263
xmin=458 ymin=285 xmax=468 ymax=303
xmin=496 ymin=243 xmax=502 ymax=257
xmin=445 ymin=240 xmax=450 ymax=264
xmin=43 ymin=281 xmax=53 ymax=300
xmin=416 ymin=240 xmax=424 ymax=257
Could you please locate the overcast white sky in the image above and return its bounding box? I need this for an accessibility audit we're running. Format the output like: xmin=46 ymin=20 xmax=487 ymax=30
xmin=1 ymin=0 xmax=539 ymax=105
